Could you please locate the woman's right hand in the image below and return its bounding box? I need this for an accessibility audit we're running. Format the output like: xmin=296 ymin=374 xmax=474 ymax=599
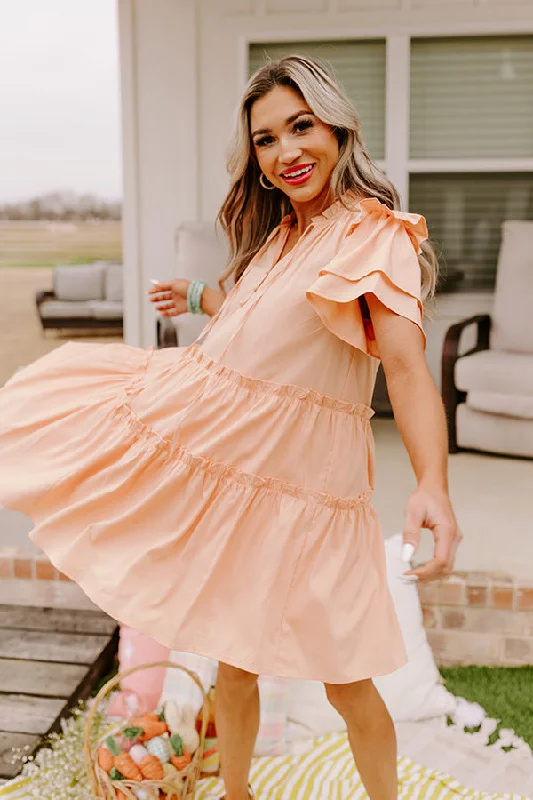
xmin=148 ymin=279 xmax=191 ymax=316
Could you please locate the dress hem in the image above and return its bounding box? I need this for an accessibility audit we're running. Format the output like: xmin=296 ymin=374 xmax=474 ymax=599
xmin=28 ymin=529 xmax=408 ymax=684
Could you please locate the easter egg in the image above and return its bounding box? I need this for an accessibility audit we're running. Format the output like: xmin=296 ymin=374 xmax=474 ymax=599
xmin=146 ymin=734 xmax=172 ymax=763
xmin=132 ymin=789 xmax=152 ymax=800
xmin=116 ymin=733 xmax=135 ymax=752
xmin=129 ymin=743 xmax=149 ymax=765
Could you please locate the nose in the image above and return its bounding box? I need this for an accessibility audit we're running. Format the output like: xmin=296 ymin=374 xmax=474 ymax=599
xmin=278 ymin=134 xmax=302 ymax=165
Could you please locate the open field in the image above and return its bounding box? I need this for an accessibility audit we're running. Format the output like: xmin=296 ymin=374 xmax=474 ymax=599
xmin=0 ymin=268 xmax=122 ymax=387
xmin=0 ymin=220 xmax=122 ymax=268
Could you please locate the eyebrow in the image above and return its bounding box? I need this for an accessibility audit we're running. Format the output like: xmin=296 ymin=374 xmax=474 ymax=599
xmin=251 ymin=110 xmax=313 ymax=138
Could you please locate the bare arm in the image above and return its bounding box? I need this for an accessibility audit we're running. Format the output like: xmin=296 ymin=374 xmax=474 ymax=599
xmin=148 ymin=279 xmax=224 ymax=318
xmin=200 ymin=286 xmax=225 ymax=317
xmin=365 ymin=293 xmax=462 ymax=580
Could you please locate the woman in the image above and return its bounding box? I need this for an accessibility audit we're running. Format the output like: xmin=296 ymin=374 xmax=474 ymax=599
xmin=0 ymin=56 xmax=461 ymax=799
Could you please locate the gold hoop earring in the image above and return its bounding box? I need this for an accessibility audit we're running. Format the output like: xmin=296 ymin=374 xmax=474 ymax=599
xmin=259 ymin=173 xmax=276 ymax=190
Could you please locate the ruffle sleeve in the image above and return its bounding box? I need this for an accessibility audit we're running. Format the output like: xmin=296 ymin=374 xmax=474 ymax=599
xmin=306 ymin=197 xmax=429 ymax=359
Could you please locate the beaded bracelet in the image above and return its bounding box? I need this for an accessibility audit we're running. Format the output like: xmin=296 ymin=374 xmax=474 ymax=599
xmin=186 ymin=279 xmax=207 ymax=314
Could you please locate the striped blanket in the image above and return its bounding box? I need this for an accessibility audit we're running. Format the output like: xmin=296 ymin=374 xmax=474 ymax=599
xmin=2 ymin=731 xmax=527 ymax=800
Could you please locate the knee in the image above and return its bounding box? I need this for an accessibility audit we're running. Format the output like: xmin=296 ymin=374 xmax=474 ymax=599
xmin=324 ymin=678 xmax=375 ymax=720
xmin=217 ymin=662 xmax=259 ymax=697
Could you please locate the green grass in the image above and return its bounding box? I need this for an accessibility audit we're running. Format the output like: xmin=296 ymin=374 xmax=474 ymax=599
xmin=440 ymin=666 xmax=533 ymax=749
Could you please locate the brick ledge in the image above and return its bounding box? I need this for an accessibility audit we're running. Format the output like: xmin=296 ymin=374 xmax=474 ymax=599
xmin=418 ymin=571 xmax=533 ymax=667
xmin=0 ymin=547 xmax=72 ymax=581
xmin=2 ymin=548 xmax=532 ymax=667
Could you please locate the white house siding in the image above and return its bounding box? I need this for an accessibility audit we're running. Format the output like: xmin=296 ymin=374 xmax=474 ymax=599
xmin=118 ymin=0 xmax=532 ymax=388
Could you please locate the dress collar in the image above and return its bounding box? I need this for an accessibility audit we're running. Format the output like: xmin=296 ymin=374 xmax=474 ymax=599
xmin=279 ymin=189 xmax=363 ymax=230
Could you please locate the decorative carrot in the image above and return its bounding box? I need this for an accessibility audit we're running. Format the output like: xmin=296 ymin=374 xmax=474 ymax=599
xmin=170 ymin=748 xmax=191 ymax=771
xmin=130 ymin=715 xmax=168 ymax=741
xmin=115 ymin=751 xmax=143 ymax=781
xmin=97 ymin=746 xmax=115 ymax=774
xmin=139 ymin=753 xmax=164 ymax=780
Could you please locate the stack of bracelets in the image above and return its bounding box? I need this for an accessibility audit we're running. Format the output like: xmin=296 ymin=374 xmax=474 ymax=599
xmin=186 ymin=279 xmax=207 ymax=314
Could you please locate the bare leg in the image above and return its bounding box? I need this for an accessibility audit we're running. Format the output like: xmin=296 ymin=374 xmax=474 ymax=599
xmin=215 ymin=662 xmax=259 ymax=800
xmin=325 ymin=678 xmax=398 ymax=800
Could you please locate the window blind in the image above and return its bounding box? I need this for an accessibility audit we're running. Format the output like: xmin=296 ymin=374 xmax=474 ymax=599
xmin=410 ymin=35 xmax=533 ymax=159
xmin=248 ymin=40 xmax=386 ymax=160
xmin=410 ymin=172 xmax=533 ymax=291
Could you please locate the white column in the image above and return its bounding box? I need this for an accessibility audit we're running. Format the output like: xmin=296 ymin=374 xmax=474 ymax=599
xmin=117 ymin=0 xmax=199 ymax=347
xmin=385 ymin=35 xmax=410 ymax=210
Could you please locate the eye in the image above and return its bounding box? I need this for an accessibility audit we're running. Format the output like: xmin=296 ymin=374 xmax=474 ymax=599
xmin=254 ymin=135 xmax=274 ymax=148
xmin=293 ymin=118 xmax=313 ymax=134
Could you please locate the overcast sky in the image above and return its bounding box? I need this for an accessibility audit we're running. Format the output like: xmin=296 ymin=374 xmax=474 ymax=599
xmin=0 ymin=0 xmax=121 ymax=202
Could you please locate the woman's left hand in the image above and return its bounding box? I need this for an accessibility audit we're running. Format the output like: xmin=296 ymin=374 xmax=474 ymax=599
xmin=401 ymin=487 xmax=462 ymax=581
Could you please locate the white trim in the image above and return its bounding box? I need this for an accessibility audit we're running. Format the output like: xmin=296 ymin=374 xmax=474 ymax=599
xmin=385 ymin=36 xmax=410 ymax=209
xmin=241 ymin=22 xmax=533 ymax=43
xmin=238 ymin=31 xmax=251 ymax=91
xmin=191 ymin=0 xmax=201 ymax=221
xmin=117 ymin=0 xmax=142 ymax=347
xmin=409 ymin=159 xmax=533 ymax=173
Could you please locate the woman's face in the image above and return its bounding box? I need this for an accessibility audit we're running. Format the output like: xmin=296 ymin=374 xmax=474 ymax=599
xmin=250 ymin=85 xmax=339 ymax=206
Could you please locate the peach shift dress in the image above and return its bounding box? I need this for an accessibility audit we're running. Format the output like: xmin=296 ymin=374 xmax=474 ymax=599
xmin=0 ymin=194 xmax=428 ymax=683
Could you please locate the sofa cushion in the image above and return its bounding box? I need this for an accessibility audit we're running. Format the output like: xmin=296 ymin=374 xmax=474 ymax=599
xmin=175 ymin=221 xmax=229 ymax=285
xmin=165 ymin=222 xmax=230 ymax=346
xmin=53 ymin=263 xmax=106 ymax=301
xmin=457 ymin=404 xmax=533 ymax=458
xmin=455 ymin=349 xmax=533 ymax=397
xmin=39 ymin=300 xmax=95 ymax=318
xmin=466 ymin=391 xmax=533 ymax=419
xmin=87 ymin=300 xmax=123 ymax=320
xmin=105 ymin=263 xmax=123 ymax=302
xmin=169 ymin=314 xmax=209 ymax=347
xmin=490 ymin=220 xmax=533 ymax=353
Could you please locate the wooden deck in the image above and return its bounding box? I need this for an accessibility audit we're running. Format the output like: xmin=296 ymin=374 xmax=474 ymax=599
xmin=0 ymin=591 xmax=118 ymax=783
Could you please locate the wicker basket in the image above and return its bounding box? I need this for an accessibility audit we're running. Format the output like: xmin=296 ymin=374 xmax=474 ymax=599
xmin=83 ymin=660 xmax=210 ymax=800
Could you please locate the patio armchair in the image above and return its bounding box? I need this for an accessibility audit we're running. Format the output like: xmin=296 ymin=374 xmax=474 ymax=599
xmin=441 ymin=219 xmax=533 ymax=457
xmin=157 ymin=222 xmax=228 ymax=349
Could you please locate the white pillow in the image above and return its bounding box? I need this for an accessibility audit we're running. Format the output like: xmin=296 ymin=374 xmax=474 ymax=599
xmin=285 ymin=533 xmax=457 ymax=738
xmin=53 ymin=262 xmax=105 ymax=301
xmin=104 ymin=263 xmax=123 ymax=302
xmin=373 ymin=533 xmax=457 ymax=721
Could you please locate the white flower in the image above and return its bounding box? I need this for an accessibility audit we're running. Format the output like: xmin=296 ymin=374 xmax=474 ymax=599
xmin=480 ymin=716 xmax=499 ymax=740
xmin=497 ymin=728 xmax=515 ymax=748
xmin=453 ymin=697 xmax=486 ymax=728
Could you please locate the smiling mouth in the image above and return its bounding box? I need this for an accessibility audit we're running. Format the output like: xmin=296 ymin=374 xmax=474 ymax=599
xmin=280 ymin=164 xmax=315 ymax=184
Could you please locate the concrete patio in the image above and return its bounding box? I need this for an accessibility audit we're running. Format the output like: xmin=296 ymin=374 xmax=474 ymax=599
xmin=372 ymin=419 xmax=533 ymax=581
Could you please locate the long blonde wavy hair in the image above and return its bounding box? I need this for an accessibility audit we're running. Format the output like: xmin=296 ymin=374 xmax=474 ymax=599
xmin=217 ymin=54 xmax=438 ymax=303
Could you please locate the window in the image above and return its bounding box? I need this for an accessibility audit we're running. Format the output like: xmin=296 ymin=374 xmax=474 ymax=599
xmin=249 ymin=40 xmax=386 ymax=160
xmin=410 ymin=36 xmax=533 ymax=160
xmin=410 ymin=35 xmax=533 ymax=290
xmin=410 ymin=172 xmax=533 ymax=290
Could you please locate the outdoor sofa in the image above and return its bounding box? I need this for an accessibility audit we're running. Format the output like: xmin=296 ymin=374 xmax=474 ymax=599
xmin=36 ymin=261 xmax=123 ymax=333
